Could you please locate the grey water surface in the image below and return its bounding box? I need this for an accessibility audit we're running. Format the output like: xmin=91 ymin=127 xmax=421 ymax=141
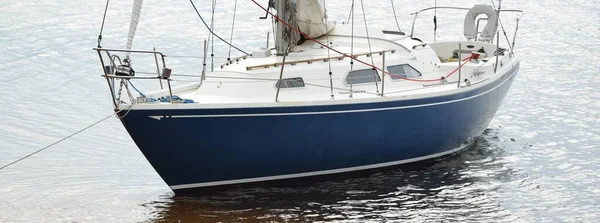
xmin=1 ymin=0 xmax=599 ymax=222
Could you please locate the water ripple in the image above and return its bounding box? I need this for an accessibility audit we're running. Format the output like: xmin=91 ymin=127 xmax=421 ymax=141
xmin=1 ymin=0 xmax=600 ymax=222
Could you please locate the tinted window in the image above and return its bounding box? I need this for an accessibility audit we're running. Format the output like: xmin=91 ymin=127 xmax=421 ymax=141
xmin=345 ymin=69 xmax=381 ymax=85
xmin=387 ymin=64 xmax=422 ymax=79
xmin=276 ymin=77 xmax=305 ymax=88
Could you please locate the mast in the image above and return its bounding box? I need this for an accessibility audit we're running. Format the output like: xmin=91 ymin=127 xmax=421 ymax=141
xmin=275 ymin=0 xmax=289 ymax=55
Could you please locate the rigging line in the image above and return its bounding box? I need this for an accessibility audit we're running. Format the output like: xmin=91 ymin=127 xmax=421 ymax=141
xmin=511 ymin=14 xmax=523 ymax=50
xmin=204 ymin=0 xmax=213 ymax=61
xmin=97 ymin=0 xmax=111 ymax=47
xmin=445 ymin=56 xmax=472 ymax=78
xmin=434 ymin=0 xmax=437 ymax=42
xmin=189 ymin=0 xmax=249 ymax=55
xmin=227 ymin=0 xmax=239 ymax=60
xmin=359 ymin=0 xmax=379 ymax=94
xmin=490 ymin=0 xmax=514 ymax=53
xmin=0 ymin=110 xmax=125 ymax=171
xmin=324 ymin=0 xmax=334 ymax=99
xmin=350 ymin=0 xmax=355 ymax=97
xmin=346 ymin=1 xmax=354 ymax=25
xmin=249 ymin=0 xmax=443 ymax=83
xmin=350 ymin=0 xmax=355 ymax=67
xmin=390 ymin=0 xmax=402 ymax=32
xmin=269 ymin=3 xmax=275 ymax=49
xmin=271 ymin=14 xmax=276 ymax=48
xmin=210 ymin=0 xmax=216 ymax=72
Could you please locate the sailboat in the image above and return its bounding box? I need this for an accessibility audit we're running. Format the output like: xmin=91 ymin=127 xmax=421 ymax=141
xmin=94 ymin=0 xmax=523 ymax=192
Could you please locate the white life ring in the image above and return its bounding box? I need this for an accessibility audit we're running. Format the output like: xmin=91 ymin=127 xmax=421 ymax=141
xmin=463 ymin=4 xmax=498 ymax=42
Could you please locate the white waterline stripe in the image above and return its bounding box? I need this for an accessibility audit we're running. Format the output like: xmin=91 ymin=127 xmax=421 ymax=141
xmin=170 ymin=142 xmax=471 ymax=190
xmin=151 ymin=68 xmax=517 ymax=119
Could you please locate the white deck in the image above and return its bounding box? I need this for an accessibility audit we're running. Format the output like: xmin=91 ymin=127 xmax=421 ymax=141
xmin=124 ymin=24 xmax=516 ymax=109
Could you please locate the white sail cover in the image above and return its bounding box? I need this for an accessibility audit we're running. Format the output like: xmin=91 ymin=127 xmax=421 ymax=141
xmin=126 ymin=0 xmax=144 ymax=53
xmin=296 ymin=0 xmax=335 ymax=38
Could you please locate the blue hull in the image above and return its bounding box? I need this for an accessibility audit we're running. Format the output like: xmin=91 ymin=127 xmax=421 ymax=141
xmin=119 ymin=65 xmax=518 ymax=190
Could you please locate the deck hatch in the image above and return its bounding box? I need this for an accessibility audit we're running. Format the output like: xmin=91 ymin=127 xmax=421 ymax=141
xmin=276 ymin=77 xmax=306 ymax=88
xmin=345 ymin=69 xmax=381 ymax=85
xmin=387 ymin=64 xmax=422 ymax=79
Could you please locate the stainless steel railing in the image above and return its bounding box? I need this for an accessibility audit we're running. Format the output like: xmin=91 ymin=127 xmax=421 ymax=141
xmin=409 ymin=6 xmax=524 ymax=43
xmin=94 ymin=48 xmax=174 ymax=107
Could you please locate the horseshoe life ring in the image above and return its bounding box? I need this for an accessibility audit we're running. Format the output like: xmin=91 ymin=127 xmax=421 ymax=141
xmin=463 ymin=4 xmax=498 ymax=42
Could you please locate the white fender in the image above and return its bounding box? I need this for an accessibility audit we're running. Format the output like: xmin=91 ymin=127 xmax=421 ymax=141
xmin=463 ymin=4 xmax=498 ymax=42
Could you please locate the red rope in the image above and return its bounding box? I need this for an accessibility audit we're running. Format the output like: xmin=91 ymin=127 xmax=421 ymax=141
xmin=249 ymin=0 xmax=469 ymax=83
xmin=445 ymin=56 xmax=472 ymax=79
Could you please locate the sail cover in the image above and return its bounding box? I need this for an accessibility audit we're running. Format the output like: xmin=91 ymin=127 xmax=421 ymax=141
xmin=296 ymin=0 xmax=335 ymax=38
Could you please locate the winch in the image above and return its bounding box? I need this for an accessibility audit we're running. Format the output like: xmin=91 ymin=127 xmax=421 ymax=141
xmin=115 ymin=59 xmax=135 ymax=77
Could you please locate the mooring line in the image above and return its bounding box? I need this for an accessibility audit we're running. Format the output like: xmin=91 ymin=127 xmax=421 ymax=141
xmin=0 ymin=112 xmax=118 ymax=171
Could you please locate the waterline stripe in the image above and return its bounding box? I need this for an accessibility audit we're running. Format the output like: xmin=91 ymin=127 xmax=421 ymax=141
xmin=170 ymin=142 xmax=471 ymax=190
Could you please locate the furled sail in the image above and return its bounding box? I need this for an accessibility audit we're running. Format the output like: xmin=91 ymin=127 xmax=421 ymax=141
xmin=278 ymin=0 xmax=335 ymax=52
xmin=126 ymin=0 xmax=144 ymax=55
xmin=296 ymin=0 xmax=335 ymax=38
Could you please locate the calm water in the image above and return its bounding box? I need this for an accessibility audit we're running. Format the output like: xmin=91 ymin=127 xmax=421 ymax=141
xmin=1 ymin=0 xmax=599 ymax=222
